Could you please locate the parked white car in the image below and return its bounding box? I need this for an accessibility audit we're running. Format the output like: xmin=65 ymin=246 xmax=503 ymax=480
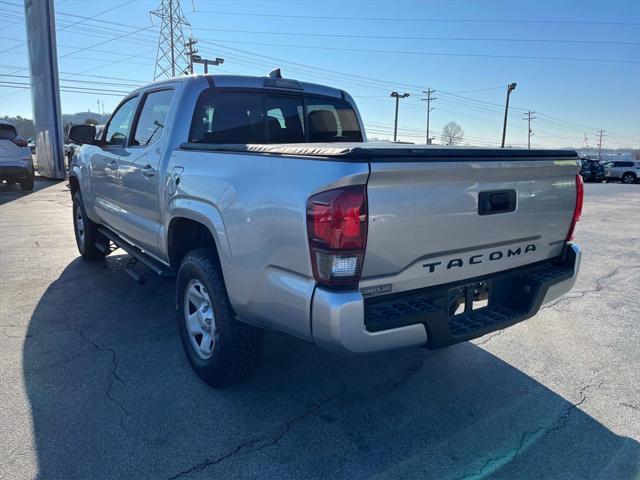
xmin=603 ymin=160 xmax=640 ymax=184
xmin=0 ymin=121 xmax=35 ymax=191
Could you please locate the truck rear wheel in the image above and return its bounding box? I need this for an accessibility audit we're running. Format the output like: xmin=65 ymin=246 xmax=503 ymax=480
xmin=176 ymin=248 xmax=263 ymax=387
xmin=72 ymin=192 xmax=107 ymax=260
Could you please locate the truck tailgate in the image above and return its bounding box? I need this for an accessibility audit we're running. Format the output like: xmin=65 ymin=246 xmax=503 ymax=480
xmin=361 ymin=158 xmax=580 ymax=294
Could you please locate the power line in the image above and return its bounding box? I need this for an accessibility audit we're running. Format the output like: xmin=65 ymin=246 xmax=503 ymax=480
xmin=188 ymin=37 xmax=640 ymax=64
xmin=182 ymin=26 xmax=640 ymax=47
xmin=0 ymin=5 xmax=636 ymax=148
xmin=191 ymin=9 xmax=640 ymax=26
xmin=0 ymin=0 xmax=133 ymax=55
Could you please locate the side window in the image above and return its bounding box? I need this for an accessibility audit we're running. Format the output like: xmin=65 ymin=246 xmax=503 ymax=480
xmin=104 ymin=96 xmax=138 ymax=147
xmin=307 ymin=98 xmax=362 ymax=142
xmin=132 ymin=90 xmax=174 ymax=147
xmin=265 ymin=96 xmax=305 ymax=143
xmin=189 ymin=92 xmax=264 ymax=144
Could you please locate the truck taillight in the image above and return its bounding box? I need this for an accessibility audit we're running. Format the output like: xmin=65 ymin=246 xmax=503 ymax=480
xmin=12 ymin=138 xmax=28 ymax=147
xmin=306 ymin=185 xmax=367 ymax=288
xmin=566 ymin=174 xmax=584 ymax=241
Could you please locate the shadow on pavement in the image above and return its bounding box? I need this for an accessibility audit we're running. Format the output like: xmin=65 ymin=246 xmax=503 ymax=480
xmin=0 ymin=177 xmax=64 ymax=206
xmin=23 ymin=255 xmax=640 ymax=479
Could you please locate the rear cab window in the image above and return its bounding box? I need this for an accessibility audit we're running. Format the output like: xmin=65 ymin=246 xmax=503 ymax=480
xmin=189 ymin=89 xmax=363 ymax=145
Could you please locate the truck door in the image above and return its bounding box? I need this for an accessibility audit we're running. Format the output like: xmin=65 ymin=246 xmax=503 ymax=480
xmin=90 ymin=95 xmax=138 ymax=231
xmin=117 ymin=88 xmax=174 ymax=255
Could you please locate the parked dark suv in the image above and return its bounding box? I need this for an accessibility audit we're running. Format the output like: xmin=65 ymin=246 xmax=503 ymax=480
xmin=579 ymin=158 xmax=605 ymax=183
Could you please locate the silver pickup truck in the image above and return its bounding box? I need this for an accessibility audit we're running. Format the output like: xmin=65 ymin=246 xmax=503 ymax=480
xmin=68 ymin=73 xmax=583 ymax=387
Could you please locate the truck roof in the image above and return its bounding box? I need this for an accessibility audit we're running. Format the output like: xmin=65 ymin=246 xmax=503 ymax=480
xmin=142 ymin=74 xmax=345 ymax=99
xmin=181 ymin=141 xmax=579 ymax=161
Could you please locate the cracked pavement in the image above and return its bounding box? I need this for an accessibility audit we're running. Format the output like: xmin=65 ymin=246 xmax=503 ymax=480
xmin=0 ymin=180 xmax=639 ymax=479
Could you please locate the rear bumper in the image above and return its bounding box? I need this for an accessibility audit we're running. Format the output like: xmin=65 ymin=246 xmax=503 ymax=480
xmin=311 ymin=243 xmax=581 ymax=354
xmin=0 ymin=164 xmax=32 ymax=180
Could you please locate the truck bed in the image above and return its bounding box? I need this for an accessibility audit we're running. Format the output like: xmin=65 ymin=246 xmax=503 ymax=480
xmin=181 ymin=141 xmax=580 ymax=297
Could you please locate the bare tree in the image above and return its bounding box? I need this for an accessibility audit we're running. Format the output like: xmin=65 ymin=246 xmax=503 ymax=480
xmin=441 ymin=122 xmax=464 ymax=146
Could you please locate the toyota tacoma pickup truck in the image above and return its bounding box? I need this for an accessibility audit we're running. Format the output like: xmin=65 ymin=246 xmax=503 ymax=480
xmin=68 ymin=73 xmax=583 ymax=387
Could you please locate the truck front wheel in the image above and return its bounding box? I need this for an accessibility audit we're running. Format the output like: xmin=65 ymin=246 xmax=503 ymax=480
xmin=176 ymin=248 xmax=263 ymax=387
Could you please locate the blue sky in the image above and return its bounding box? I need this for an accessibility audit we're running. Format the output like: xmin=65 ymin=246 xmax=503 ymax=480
xmin=0 ymin=0 xmax=638 ymax=148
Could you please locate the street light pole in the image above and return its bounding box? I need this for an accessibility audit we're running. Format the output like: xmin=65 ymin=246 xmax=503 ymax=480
xmin=501 ymin=82 xmax=517 ymax=148
xmin=390 ymin=91 xmax=410 ymax=142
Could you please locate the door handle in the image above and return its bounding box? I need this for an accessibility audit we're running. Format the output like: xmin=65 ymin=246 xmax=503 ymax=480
xmin=108 ymin=160 xmax=118 ymax=169
xmin=142 ymin=164 xmax=156 ymax=177
xmin=478 ymin=190 xmax=517 ymax=215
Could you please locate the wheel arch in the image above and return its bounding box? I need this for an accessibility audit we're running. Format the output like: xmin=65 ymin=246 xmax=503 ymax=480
xmin=165 ymin=202 xmax=231 ymax=273
xmin=68 ymin=174 xmax=80 ymax=196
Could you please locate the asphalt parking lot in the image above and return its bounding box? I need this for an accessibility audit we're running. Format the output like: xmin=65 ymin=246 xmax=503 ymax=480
xmin=1 ymin=179 xmax=639 ymax=480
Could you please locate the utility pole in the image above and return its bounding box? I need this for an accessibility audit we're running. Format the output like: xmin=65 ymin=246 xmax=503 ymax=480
xmin=421 ymin=88 xmax=436 ymax=144
xmin=501 ymin=82 xmax=517 ymax=148
xmin=151 ymin=0 xmax=192 ymax=80
xmin=390 ymin=91 xmax=410 ymax=142
xmin=597 ymin=130 xmax=606 ymax=161
xmin=522 ymin=110 xmax=536 ymax=149
xmin=184 ymin=37 xmax=198 ymax=74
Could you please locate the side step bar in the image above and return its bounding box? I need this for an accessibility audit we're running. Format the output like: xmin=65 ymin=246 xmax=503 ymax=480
xmin=97 ymin=227 xmax=175 ymax=284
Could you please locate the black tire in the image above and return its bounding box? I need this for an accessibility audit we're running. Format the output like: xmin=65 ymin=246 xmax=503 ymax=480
xmin=19 ymin=171 xmax=34 ymax=191
xmin=72 ymin=192 xmax=107 ymax=260
xmin=176 ymin=248 xmax=263 ymax=387
xmin=621 ymin=172 xmax=637 ymax=184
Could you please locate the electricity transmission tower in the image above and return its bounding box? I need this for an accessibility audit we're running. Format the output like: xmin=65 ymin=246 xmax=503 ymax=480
xmin=151 ymin=0 xmax=192 ymax=79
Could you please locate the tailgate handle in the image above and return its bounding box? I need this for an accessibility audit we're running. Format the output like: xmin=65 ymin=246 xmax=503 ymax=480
xmin=478 ymin=190 xmax=516 ymax=215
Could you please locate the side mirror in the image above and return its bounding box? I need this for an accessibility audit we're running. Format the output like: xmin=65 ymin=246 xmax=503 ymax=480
xmin=69 ymin=124 xmax=97 ymax=145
